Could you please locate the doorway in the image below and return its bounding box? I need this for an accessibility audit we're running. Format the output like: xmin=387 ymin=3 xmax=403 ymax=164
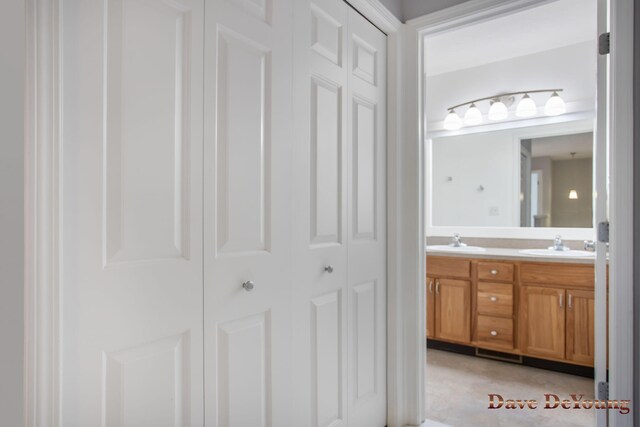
xmin=418 ymin=0 xmax=618 ymax=426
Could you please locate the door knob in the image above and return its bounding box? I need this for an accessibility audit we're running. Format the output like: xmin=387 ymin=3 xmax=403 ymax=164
xmin=491 ymin=269 xmax=498 ymax=275
xmin=490 ymin=330 xmax=498 ymax=336
xmin=490 ymin=296 xmax=498 ymax=302
xmin=324 ymin=265 xmax=334 ymax=274
xmin=242 ymin=280 xmax=255 ymax=292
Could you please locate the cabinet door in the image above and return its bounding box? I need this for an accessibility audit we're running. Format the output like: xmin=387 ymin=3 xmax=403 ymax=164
xmin=566 ymin=289 xmax=595 ymax=366
xmin=521 ymin=286 xmax=566 ymax=360
xmin=426 ymin=277 xmax=436 ymax=338
xmin=435 ymin=279 xmax=471 ymax=343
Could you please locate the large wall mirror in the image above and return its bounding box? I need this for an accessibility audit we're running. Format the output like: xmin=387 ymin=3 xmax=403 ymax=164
xmin=425 ymin=120 xmax=597 ymax=239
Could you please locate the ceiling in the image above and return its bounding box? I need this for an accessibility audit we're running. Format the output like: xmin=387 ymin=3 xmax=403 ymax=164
xmin=424 ymin=0 xmax=597 ymax=77
xmin=531 ymin=132 xmax=594 ymax=160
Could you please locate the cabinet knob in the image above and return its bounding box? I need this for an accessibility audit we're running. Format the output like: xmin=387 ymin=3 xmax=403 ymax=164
xmin=324 ymin=265 xmax=334 ymax=274
xmin=490 ymin=330 xmax=498 ymax=336
xmin=490 ymin=296 xmax=498 ymax=302
xmin=242 ymin=280 xmax=255 ymax=292
xmin=490 ymin=269 xmax=498 ymax=275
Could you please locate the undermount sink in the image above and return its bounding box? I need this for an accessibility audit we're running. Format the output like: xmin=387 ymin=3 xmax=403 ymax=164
xmin=427 ymin=245 xmax=486 ymax=253
xmin=519 ymin=249 xmax=595 ymax=257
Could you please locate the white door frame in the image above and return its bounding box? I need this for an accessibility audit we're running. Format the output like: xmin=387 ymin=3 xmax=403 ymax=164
xmin=405 ymin=0 xmax=635 ymax=426
xmin=22 ymin=1 xmax=407 ymax=426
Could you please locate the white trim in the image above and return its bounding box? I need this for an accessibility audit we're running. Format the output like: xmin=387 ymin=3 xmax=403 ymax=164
xmin=608 ymin=0 xmax=635 ymax=425
xmin=24 ymin=0 xmax=62 ymax=426
xmin=347 ymin=0 xmax=402 ymax=34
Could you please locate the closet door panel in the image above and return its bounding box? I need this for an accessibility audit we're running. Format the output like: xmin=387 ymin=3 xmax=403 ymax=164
xmin=203 ymin=1 xmax=293 ymax=426
xmin=60 ymin=0 xmax=205 ymax=424
xmin=347 ymin=9 xmax=387 ymax=427
xmin=292 ymin=1 xmax=349 ymax=426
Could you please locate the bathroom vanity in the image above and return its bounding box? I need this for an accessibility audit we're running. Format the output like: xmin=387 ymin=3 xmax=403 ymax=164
xmin=426 ymin=250 xmax=599 ymax=368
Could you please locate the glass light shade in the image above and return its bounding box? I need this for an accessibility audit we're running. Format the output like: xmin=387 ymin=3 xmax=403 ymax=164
xmin=569 ymin=189 xmax=578 ymax=199
xmin=443 ymin=110 xmax=462 ymax=130
xmin=515 ymin=94 xmax=537 ymax=117
xmin=488 ymin=101 xmax=508 ymax=121
xmin=463 ymin=104 xmax=482 ymax=126
xmin=544 ymin=92 xmax=566 ymax=116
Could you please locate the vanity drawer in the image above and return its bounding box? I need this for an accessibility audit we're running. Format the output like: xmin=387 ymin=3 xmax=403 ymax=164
xmin=477 ymin=283 xmax=513 ymax=317
xmin=476 ymin=315 xmax=514 ymax=350
xmin=427 ymin=257 xmax=471 ymax=279
xmin=478 ymin=262 xmax=514 ymax=282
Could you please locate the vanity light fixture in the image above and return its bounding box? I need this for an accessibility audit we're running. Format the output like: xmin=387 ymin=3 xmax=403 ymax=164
xmin=443 ymin=89 xmax=565 ymax=129
xmin=544 ymin=91 xmax=566 ymax=116
xmin=488 ymin=100 xmax=508 ymax=121
xmin=515 ymin=94 xmax=537 ymax=117
xmin=443 ymin=109 xmax=463 ymax=130
xmin=464 ymin=103 xmax=483 ymax=125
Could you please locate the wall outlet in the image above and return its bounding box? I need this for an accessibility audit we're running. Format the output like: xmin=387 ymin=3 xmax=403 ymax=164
xmin=489 ymin=206 xmax=500 ymax=216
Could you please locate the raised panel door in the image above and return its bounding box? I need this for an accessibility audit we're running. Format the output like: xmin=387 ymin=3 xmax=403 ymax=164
xmin=566 ymin=289 xmax=595 ymax=366
xmin=435 ymin=279 xmax=471 ymax=343
xmin=521 ymin=286 xmax=566 ymax=360
xmin=60 ymin=0 xmax=205 ymax=424
xmin=346 ymin=8 xmax=386 ymax=427
xmin=203 ymin=1 xmax=293 ymax=426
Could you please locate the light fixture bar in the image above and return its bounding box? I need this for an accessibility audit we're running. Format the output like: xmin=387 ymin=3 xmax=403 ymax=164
xmin=447 ymin=89 xmax=563 ymax=111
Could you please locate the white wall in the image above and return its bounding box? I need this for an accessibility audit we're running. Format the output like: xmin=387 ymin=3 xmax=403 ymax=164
xmin=0 ymin=0 xmax=24 ymax=425
xmin=430 ymin=130 xmax=519 ymax=227
xmin=425 ymin=41 xmax=596 ymax=129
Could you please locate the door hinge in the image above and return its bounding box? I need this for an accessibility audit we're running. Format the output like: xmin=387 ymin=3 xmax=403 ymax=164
xmin=598 ymin=381 xmax=609 ymax=400
xmin=599 ymin=32 xmax=610 ymax=55
xmin=598 ymin=221 xmax=610 ymax=243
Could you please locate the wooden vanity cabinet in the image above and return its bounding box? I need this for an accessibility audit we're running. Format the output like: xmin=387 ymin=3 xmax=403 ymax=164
xmin=435 ymin=278 xmax=471 ymax=343
xmin=426 ymin=257 xmax=471 ymax=344
xmin=519 ymin=262 xmax=595 ymax=366
xmin=565 ymin=289 xmax=595 ymax=365
xmin=520 ymin=286 xmax=566 ymax=360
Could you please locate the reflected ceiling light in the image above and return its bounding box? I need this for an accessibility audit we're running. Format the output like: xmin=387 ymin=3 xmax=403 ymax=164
xmin=443 ymin=109 xmax=462 ymax=130
xmin=463 ymin=103 xmax=483 ymax=125
xmin=544 ymin=91 xmax=566 ymax=116
xmin=488 ymin=100 xmax=508 ymax=121
xmin=515 ymin=94 xmax=537 ymax=117
xmin=443 ymin=89 xmax=565 ymax=130
xmin=568 ymin=152 xmax=578 ymax=199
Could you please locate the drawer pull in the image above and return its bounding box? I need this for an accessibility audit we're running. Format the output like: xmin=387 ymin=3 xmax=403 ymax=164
xmin=491 ymin=269 xmax=498 ymax=275
xmin=490 ymin=330 xmax=498 ymax=336
xmin=435 ymin=280 xmax=440 ymax=294
xmin=428 ymin=280 xmax=433 ymax=293
xmin=489 ymin=296 xmax=498 ymax=302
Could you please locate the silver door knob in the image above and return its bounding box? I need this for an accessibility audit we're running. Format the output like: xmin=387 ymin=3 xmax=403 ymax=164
xmin=490 ymin=330 xmax=498 ymax=336
xmin=324 ymin=265 xmax=334 ymax=274
xmin=242 ymin=280 xmax=255 ymax=292
xmin=490 ymin=296 xmax=498 ymax=302
xmin=491 ymin=269 xmax=498 ymax=275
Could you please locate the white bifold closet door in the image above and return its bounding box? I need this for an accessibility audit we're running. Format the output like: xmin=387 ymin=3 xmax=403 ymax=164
xmin=292 ymin=1 xmax=387 ymax=426
xmin=203 ymin=1 xmax=293 ymax=427
xmin=60 ymin=0 xmax=205 ymax=425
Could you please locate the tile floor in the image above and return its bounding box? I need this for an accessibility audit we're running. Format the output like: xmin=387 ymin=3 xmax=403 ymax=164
xmin=425 ymin=349 xmax=595 ymax=427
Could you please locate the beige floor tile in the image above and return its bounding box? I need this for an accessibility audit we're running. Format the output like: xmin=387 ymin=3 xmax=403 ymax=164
xmin=425 ymin=349 xmax=595 ymax=427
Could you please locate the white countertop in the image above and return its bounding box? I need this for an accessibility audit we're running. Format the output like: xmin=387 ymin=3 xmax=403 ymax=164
xmin=425 ymin=246 xmax=597 ymax=264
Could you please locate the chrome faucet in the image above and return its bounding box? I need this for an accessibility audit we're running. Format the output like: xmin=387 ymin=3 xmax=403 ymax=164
xmin=450 ymin=233 xmax=467 ymax=247
xmin=549 ymin=235 xmax=569 ymax=251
